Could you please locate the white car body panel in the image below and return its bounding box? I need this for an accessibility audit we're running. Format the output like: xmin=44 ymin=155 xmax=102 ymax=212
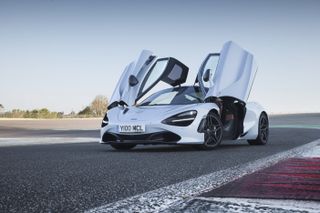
xmin=206 ymin=41 xmax=257 ymax=101
xmin=240 ymin=102 xmax=265 ymax=139
xmin=109 ymin=62 xmax=134 ymax=104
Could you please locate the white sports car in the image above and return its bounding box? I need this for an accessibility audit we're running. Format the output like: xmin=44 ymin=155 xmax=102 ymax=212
xmin=100 ymin=41 xmax=269 ymax=150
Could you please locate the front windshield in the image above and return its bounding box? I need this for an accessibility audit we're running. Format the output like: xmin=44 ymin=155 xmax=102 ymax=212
xmin=139 ymin=86 xmax=206 ymax=106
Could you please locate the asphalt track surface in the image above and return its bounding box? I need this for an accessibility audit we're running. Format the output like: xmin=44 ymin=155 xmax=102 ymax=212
xmin=0 ymin=114 xmax=320 ymax=212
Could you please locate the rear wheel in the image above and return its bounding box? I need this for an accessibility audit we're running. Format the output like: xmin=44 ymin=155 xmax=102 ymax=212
xmin=248 ymin=113 xmax=269 ymax=145
xmin=197 ymin=112 xmax=223 ymax=150
xmin=110 ymin=144 xmax=136 ymax=150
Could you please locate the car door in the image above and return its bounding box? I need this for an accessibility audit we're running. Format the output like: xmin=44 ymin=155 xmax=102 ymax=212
xmin=196 ymin=53 xmax=220 ymax=96
xmin=198 ymin=41 xmax=257 ymax=102
xmin=110 ymin=50 xmax=189 ymax=107
xmin=136 ymin=57 xmax=189 ymax=103
xmin=109 ymin=50 xmax=156 ymax=107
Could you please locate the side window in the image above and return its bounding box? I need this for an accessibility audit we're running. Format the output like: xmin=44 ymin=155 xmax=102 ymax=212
xmin=202 ymin=54 xmax=219 ymax=88
xmin=167 ymin=64 xmax=183 ymax=82
xmin=139 ymin=59 xmax=169 ymax=98
xmin=137 ymin=57 xmax=188 ymax=102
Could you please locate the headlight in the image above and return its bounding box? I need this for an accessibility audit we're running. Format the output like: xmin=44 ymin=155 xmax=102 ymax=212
xmin=101 ymin=114 xmax=109 ymax=128
xmin=162 ymin=110 xmax=197 ymax=127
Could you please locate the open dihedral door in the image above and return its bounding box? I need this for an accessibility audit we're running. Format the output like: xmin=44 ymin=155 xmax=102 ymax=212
xmin=109 ymin=50 xmax=156 ymax=108
xmin=196 ymin=53 xmax=220 ymax=96
xmin=197 ymin=41 xmax=258 ymax=139
xmin=205 ymin=41 xmax=258 ymax=102
xmin=109 ymin=50 xmax=189 ymax=109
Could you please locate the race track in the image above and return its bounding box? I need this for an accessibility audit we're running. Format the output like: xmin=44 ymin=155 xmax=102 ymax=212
xmin=0 ymin=114 xmax=319 ymax=212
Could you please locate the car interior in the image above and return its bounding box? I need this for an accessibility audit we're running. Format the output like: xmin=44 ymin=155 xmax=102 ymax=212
xmin=220 ymin=97 xmax=246 ymax=140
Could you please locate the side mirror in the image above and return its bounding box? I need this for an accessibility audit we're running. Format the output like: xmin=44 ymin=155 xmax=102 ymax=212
xmin=203 ymin=69 xmax=211 ymax=82
xmin=129 ymin=75 xmax=139 ymax=87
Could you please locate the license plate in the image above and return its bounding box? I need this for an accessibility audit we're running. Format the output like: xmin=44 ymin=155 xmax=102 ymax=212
xmin=119 ymin=124 xmax=145 ymax=133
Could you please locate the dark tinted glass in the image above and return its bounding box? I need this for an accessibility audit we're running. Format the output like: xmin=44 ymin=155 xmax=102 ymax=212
xmin=139 ymin=86 xmax=206 ymax=106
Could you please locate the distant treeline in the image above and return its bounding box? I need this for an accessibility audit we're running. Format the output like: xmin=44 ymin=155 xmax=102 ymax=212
xmin=0 ymin=95 xmax=108 ymax=119
xmin=0 ymin=108 xmax=64 ymax=119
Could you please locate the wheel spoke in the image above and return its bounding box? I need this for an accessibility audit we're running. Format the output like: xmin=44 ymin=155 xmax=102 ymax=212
xmin=261 ymin=131 xmax=266 ymax=140
xmin=204 ymin=114 xmax=222 ymax=145
xmin=206 ymin=134 xmax=215 ymax=144
xmin=211 ymin=132 xmax=218 ymax=144
xmin=259 ymin=115 xmax=269 ymax=142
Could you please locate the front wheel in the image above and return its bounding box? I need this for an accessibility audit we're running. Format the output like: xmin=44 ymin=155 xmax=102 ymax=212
xmin=197 ymin=112 xmax=223 ymax=150
xmin=110 ymin=144 xmax=136 ymax=150
xmin=248 ymin=112 xmax=269 ymax=145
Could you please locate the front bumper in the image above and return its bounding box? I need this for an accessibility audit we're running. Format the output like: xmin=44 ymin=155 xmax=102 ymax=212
xmin=100 ymin=103 xmax=220 ymax=145
xmin=101 ymin=131 xmax=181 ymax=144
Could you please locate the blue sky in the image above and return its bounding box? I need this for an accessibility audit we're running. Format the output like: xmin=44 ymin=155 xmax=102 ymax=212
xmin=0 ymin=0 xmax=319 ymax=113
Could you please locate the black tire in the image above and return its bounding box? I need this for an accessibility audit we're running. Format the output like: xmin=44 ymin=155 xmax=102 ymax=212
xmin=110 ymin=144 xmax=136 ymax=150
xmin=197 ymin=112 xmax=223 ymax=150
xmin=248 ymin=112 xmax=269 ymax=145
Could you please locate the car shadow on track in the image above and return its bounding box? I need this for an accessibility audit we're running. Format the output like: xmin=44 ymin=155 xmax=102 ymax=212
xmin=103 ymin=141 xmax=251 ymax=153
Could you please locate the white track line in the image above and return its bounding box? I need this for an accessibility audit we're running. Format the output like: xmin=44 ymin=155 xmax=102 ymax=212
xmin=87 ymin=138 xmax=320 ymax=213
xmin=0 ymin=137 xmax=99 ymax=147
